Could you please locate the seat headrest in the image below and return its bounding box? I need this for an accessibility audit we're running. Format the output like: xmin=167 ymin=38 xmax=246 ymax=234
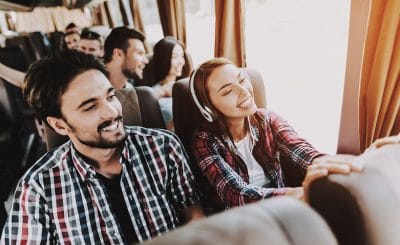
xmin=308 ymin=144 xmax=400 ymax=245
xmin=143 ymin=197 xmax=336 ymax=245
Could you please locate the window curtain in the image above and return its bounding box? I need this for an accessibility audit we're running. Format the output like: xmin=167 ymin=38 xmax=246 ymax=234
xmin=103 ymin=1 xmax=115 ymax=28
xmin=156 ymin=0 xmax=192 ymax=76
xmin=156 ymin=0 xmax=187 ymax=45
xmin=359 ymin=0 xmax=400 ymax=151
xmin=119 ymin=0 xmax=134 ymax=27
xmin=130 ymin=0 xmax=146 ymax=35
xmin=129 ymin=0 xmax=150 ymax=52
xmin=214 ymin=0 xmax=246 ymax=67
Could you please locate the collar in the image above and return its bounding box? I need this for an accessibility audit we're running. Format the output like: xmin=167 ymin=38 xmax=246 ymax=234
xmin=223 ymin=116 xmax=261 ymax=153
xmin=70 ymin=138 xmax=131 ymax=182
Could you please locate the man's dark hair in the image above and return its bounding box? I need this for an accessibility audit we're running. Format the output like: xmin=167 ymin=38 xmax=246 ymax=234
xmin=81 ymin=30 xmax=101 ymax=41
xmin=23 ymin=50 xmax=109 ymax=124
xmin=103 ymin=26 xmax=145 ymax=64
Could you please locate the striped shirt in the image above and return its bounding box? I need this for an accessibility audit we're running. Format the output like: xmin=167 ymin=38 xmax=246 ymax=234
xmin=1 ymin=126 xmax=200 ymax=244
xmin=191 ymin=109 xmax=323 ymax=212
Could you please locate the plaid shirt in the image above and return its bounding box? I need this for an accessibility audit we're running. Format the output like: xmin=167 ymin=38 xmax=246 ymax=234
xmin=1 ymin=126 xmax=200 ymax=244
xmin=192 ymin=109 xmax=323 ymax=211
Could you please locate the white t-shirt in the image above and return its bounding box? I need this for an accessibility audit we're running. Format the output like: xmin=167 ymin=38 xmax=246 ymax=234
xmin=235 ymin=133 xmax=270 ymax=187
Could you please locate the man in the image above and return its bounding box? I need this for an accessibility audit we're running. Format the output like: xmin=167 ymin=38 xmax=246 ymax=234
xmin=103 ymin=26 xmax=149 ymax=89
xmin=79 ymin=30 xmax=104 ymax=59
xmin=1 ymin=50 xmax=203 ymax=244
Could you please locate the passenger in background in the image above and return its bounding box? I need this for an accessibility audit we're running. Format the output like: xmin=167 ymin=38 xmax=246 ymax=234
xmin=64 ymin=30 xmax=80 ymax=50
xmin=0 ymin=30 xmax=102 ymax=87
xmin=1 ymin=51 xmax=203 ymax=244
xmin=149 ymin=36 xmax=186 ymax=129
xmin=189 ymin=57 xmax=362 ymax=213
xmin=65 ymin=22 xmax=81 ymax=34
xmin=103 ymin=27 xmax=149 ymax=89
xmin=79 ymin=30 xmax=104 ymax=59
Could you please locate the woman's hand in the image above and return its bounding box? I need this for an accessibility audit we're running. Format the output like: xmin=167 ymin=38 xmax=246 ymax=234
xmin=285 ymin=187 xmax=304 ymax=200
xmin=301 ymin=155 xmax=364 ymax=202
xmin=365 ymin=134 xmax=400 ymax=152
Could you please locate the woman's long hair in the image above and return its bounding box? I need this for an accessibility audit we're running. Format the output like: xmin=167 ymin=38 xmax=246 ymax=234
xmin=151 ymin=36 xmax=185 ymax=84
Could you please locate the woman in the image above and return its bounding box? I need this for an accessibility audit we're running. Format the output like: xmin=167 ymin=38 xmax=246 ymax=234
xmin=149 ymin=36 xmax=186 ymax=129
xmin=189 ymin=57 xmax=361 ymax=213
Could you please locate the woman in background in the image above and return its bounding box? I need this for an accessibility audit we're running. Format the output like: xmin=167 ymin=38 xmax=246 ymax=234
xmin=149 ymin=36 xmax=186 ymax=129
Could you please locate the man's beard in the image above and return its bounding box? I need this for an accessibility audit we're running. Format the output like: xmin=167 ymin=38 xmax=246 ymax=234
xmin=122 ymin=68 xmax=141 ymax=81
xmin=66 ymin=115 xmax=128 ymax=149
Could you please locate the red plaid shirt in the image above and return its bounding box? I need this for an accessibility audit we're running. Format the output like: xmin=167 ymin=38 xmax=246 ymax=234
xmin=1 ymin=126 xmax=200 ymax=244
xmin=191 ymin=109 xmax=323 ymax=211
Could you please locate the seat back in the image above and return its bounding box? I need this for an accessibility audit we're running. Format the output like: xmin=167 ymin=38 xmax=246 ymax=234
xmin=308 ymin=144 xmax=400 ymax=245
xmin=172 ymin=68 xmax=266 ymax=151
xmin=44 ymin=86 xmax=166 ymax=150
xmin=143 ymin=197 xmax=337 ymax=245
xmin=5 ymin=36 xmax=37 ymax=66
xmin=0 ymin=46 xmax=29 ymax=72
xmin=28 ymin=32 xmax=52 ymax=59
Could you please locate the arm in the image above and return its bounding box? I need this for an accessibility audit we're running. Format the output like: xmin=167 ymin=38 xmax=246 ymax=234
xmin=268 ymin=110 xmax=324 ymax=168
xmin=182 ymin=204 xmax=204 ymax=222
xmin=0 ymin=63 xmax=25 ymax=88
xmin=192 ymin=132 xmax=289 ymax=207
xmin=166 ymin=132 xmax=204 ymax=219
xmin=1 ymin=180 xmax=51 ymax=243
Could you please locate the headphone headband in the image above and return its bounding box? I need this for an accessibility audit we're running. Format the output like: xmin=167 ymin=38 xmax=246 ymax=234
xmin=189 ymin=68 xmax=214 ymax=122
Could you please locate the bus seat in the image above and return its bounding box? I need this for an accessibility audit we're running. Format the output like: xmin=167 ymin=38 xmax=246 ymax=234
xmin=0 ymin=46 xmax=29 ymax=72
xmin=28 ymin=32 xmax=52 ymax=58
xmin=5 ymin=36 xmax=37 ymax=66
xmin=308 ymin=144 xmax=400 ymax=245
xmin=44 ymin=86 xmax=166 ymax=150
xmin=134 ymin=86 xmax=166 ymax=129
xmin=143 ymin=197 xmax=337 ymax=245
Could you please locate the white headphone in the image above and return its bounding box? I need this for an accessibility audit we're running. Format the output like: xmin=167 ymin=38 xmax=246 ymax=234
xmin=189 ymin=68 xmax=215 ymax=122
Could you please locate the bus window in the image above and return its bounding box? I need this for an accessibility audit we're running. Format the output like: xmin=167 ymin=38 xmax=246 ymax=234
xmin=137 ymin=0 xmax=163 ymax=46
xmin=185 ymin=0 xmax=215 ymax=66
xmin=245 ymin=0 xmax=350 ymax=153
xmin=105 ymin=0 xmax=124 ymax=27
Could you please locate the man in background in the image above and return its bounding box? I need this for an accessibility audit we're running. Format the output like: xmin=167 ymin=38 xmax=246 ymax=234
xmin=103 ymin=27 xmax=149 ymax=89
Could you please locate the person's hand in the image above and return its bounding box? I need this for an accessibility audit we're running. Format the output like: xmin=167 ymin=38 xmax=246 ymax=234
xmin=365 ymin=134 xmax=400 ymax=153
xmin=285 ymin=187 xmax=304 ymax=200
xmin=302 ymin=154 xmax=364 ymax=202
